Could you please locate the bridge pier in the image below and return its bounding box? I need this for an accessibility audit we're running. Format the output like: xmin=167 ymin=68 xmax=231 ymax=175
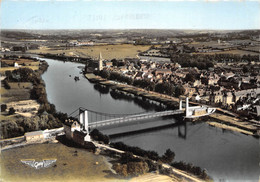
xmin=186 ymin=97 xmax=189 ymax=117
xmin=179 ymin=98 xmax=182 ymax=110
xmin=79 ymin=109 xmax=91 ymax=142
xmin=179 ymin=97 xmax=189 ymax=117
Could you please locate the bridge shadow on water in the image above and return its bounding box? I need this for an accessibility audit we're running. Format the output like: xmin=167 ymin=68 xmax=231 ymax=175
xmin=104 ymin=119 xmax=187 ymax=140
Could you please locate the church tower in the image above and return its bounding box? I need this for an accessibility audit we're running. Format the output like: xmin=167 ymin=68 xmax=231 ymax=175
xmin=98 ymin=52 xmax=103 ymax=71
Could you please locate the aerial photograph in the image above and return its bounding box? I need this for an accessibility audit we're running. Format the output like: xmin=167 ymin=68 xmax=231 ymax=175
xmin=0 ymin=0 xmax=259 ymax=182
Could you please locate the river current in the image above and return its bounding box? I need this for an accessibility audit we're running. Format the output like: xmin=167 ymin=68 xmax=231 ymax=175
xmin=41 ymin=57 xmax=259 ymax=182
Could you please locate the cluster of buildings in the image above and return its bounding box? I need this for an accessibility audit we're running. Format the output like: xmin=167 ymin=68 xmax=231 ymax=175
xmin=68 ymin=40 xmax=94 ymax=47
xmin=24 ymin=127 xmax=64 ymax=142
xmin=98 ymin=52 xmax=260 ymax=117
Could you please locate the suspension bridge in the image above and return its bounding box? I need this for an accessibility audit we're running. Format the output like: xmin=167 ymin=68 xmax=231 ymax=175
xmin=67 ymin=97 xmax=213 ymax=131
xmin=64 ymin=97 xmax=215 ymax=141
xmin=68 ymin=107 xmax=184 ymax=130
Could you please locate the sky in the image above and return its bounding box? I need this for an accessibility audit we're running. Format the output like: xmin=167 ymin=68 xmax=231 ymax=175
xmin=0 ymin=0 xmax=259 ymax=30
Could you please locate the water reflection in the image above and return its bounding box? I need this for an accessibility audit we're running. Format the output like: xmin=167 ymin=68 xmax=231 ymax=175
xmin=93 ymin=84 xmax=110 ymax=94
xmin=178 ymin=122 xmax=187 ymax=139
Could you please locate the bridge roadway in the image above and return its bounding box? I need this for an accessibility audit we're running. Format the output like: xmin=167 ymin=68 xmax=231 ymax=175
xmin=88 ymin=109 xmax=184 ymax=128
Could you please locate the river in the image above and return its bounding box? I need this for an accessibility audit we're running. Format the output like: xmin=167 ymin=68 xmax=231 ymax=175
xmin=41 ymin=57 xmax=259 ymax=182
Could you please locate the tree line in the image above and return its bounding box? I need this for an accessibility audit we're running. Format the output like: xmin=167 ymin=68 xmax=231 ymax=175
xmin=0 ymin=62 xmax=72 ymax=139
xmin=93 ymin=69 xmax=185 ymax=97
xmin=109 ymin=141 xmax=209 ymax=179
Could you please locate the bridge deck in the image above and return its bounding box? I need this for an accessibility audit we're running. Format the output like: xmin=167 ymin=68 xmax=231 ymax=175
xmin=89 ymin=110 xmax=184 ymax=128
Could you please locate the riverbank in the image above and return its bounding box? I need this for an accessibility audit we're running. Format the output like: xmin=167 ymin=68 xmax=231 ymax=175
xmin=85 ymin=73 xmax=259 ymax=137
xmin=94 ymin=141 xmax=207 ymax=182
xmin=208 ymin=113 xmax=258 ymax=136
xmin=0 ymin=57 xmax=63 ymax=139
xmin=1 ymin=132 xmax=206 ymax=182
xmin=85 ymin=73 xmax=179 ymax=107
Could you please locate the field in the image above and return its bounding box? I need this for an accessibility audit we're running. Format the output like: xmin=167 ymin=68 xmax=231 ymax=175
xmin=0 ymin=66 xmax=39 ymax=74
xmin=29 ymin=44 xmax=152 ymax=60
xmin=1 ymin=143 xmax=126 ymax=182
xmin=0 ymin=82 xmax=37 ymax=119
xmin=0 ymin=87 xmax=7 ymax=103
xmin=8 ymin=82 xmax=33 ymax=89
xmin=195 ymin=49 xmax=260 ymax=56
xmin=240 ymin=46 xmax=260 ymax=53
xmin=1 ymin=86 xmax=31 ymax=102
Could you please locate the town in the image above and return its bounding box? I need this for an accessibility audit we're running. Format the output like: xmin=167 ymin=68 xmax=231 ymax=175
xmin=92 ymin=49 xmax=260 ymax=120
xmin=1 ymin=29 xmax=260 ymax=182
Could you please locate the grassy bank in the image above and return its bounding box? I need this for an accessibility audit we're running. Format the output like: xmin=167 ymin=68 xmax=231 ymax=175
xmin=1 ymin=143 xmax=127 ymax=182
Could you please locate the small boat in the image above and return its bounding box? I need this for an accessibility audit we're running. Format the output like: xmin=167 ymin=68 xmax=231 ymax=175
xmin=74 ymin=76 xmax=80 ymax=81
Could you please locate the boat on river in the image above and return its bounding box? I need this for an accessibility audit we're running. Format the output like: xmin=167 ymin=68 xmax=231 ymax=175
xmin=74 ymin=76 xmax=80 ymax=81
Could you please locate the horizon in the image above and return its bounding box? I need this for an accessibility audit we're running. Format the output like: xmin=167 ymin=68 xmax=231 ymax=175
xmin=1 ymin=1 xmax=259 ymax=30
xmin=1 ymin=28 xmax=260 ymax=31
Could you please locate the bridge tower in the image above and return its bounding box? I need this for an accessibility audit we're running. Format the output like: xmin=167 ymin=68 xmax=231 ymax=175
xmin=186 ymin=97 xmax=189 ymax=117
xmin=179 ymin=98 xmax=183 ymax=110
xmin=79 ymin=109 xmax=91 ymax=142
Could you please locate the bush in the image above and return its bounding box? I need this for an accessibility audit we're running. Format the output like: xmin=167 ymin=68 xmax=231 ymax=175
xmin=1 ymin=104 xmax=7 ymax=112
xmin=127 ymin=161 xmax=149 ymax=176
xmin=2 ymin=80 xmax=10 ymax=89
xmin=110 ymin=142 xmax=159 ymax=161
xmin=90 ymin=129 xmax=109 ymax=144
xmin=171 ymin=161 xmax=209 ymax=179
xmin=112 ymin=163 xmax=128 ymax=177
xmin=8 ymin=107 xmax=16 ymax=115
xmin=120 ymin=152 xmax=142 ymax=164
xmin=112 ymin=161 xmax=149 ymax=177
xmin=145 ymin=159 xmax=159 ymax=172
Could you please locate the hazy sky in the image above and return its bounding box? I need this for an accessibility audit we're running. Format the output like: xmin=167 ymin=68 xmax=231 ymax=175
xmin=1 ymin=0 xmax=259 ymax=30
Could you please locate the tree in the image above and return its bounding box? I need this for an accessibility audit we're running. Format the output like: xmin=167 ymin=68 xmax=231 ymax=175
xmin=112 ymin=163 xmax=128 ymax=176
xmin=127 ymin=162 xmax=149 ymax=176
xmin=120 ymin=152 xmax=138 ymax=164
xmin=1 ymin=104 xmax=7 ymax=112
xmin=201 ymin=169 xmax=208 ymax=179
xmin=161 ymin=149 xmax=175 ymax=164
xmin=111 ymin=59 xmax=118 ymax=67
xmin=184 ymin=73 xmax=195 ymax=83
xmin=90 ymin=129 xmax=110 ymax=144
xmin=8 ymin=107 xmax=16 ymax=115
xmin=242 ymin=65 xmax=249 ymax=73
xmin=100 ymin=70 xmax=110 ymax=79
xmin=175 ymin=85 xmax=185 ymax=97
xmin=3 ymin=80 xmax=11 ymax=89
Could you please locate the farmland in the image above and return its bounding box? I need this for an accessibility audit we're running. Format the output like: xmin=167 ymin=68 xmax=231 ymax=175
xmin=29 ymin=44 xmax=152 ymax=60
